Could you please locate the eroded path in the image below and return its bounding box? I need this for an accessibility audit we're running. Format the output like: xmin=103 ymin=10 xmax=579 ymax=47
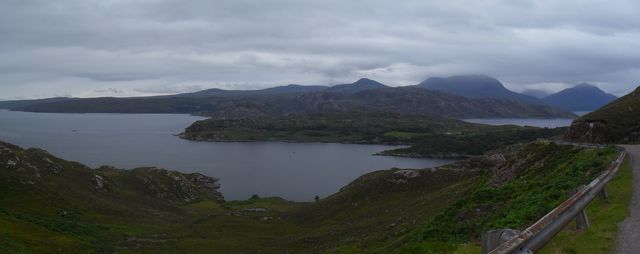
xmin=615 ymin=145 xmax=640 ymax=254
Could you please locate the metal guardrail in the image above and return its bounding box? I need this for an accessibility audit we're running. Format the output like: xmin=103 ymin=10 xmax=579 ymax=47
xmin=486 ymin=148 xmax=627 ymax=254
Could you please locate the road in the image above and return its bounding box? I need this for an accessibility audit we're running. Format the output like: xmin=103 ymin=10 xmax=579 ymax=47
xmin=615 ymin=145 xmax=640 ymax=254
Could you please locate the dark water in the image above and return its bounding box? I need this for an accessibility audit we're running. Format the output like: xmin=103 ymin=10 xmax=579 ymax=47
xmin=462 ymin=118 xmax=575 ymax=128
xmin=462 ymin=111 xmax=590 ymax=128
xmin=0 ymin=110 xmax=453 ymax=201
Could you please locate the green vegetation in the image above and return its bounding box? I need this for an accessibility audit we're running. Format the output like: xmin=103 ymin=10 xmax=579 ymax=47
xmin=540 ymin=156 xmax=632 ymax=253
xmin=565 ymin=86 xmax=640 ymax=143
xmin=181 ymin=112 xmax=490 ymax=144
xmin=398 ymin=142 xmax=618 ymax=253
xmin=0 ymin=140 xmax=625 ymax=253
xmin=380 ymin=127 xmax=567 ymax=158
xmin=182 ymin=112 xmax=567 ymax=158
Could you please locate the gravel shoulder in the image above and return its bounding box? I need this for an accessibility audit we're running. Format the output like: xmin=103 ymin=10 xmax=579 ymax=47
xmin=615 ymin=145 xmax=640 ymax=254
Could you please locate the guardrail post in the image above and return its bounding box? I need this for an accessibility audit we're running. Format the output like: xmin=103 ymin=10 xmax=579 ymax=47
xmin=568 ymin=185 xmax=590 ymax=230
xmin=575 ymin=209 xmax=590 ymax=230
xmin=481 ymin=228 xmax=519 ymax=254
xmin=599 ymin=188 xmax=608 ymax=200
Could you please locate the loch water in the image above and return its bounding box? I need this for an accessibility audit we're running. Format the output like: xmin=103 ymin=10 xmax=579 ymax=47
xmin=0 ymin=110 xmax=453 ymax=201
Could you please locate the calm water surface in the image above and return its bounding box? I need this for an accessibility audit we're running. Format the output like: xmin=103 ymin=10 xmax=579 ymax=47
xmin=462 ymin=118 xmax=575 ymax=128
xmin=462 ymin=111 xmax=589 ymax=128
xmin=0 ymin=110 xmax=452 ymax=201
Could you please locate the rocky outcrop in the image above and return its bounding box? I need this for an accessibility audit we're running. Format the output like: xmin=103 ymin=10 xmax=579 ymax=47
xmin=1 ymin=140 xmax=224 ymax=205
xmin=107 ymin=167 xmax=224 ymax=205
xmin=564 ymin=120 xmax=609 ymax=143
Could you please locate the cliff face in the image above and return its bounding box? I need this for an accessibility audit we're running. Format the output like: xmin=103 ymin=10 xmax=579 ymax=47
xmin=564 ymin=121 xmax=611 ymax=143
xmin=565 ymin=86 xmax=640 ymax=144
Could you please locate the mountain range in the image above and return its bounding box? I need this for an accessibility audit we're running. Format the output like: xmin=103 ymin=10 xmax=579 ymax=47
xmin=2 ymin=75 xmax=619 ymax=118
xmin=1 ymin=84 xmax=575 ymax=118
xmin=413 ymin=75 xmax=617 ymax=111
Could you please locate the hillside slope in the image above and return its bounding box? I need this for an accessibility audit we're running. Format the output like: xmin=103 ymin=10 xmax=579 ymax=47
xmin=0 ymin=97 xmax=75 ymax=110
xmin=565 ymin=86 xmax=640 ymax=143
xmin=0 ymin=140 xmax=224 ymax=252
xmin=0 ymin=140 xmax=618 ymax=253
xmin=543 ymin=83 xmax=617 ymax=111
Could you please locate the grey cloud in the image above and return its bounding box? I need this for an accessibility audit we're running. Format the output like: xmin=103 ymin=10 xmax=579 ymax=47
xmin=1 ymin=0 xmax=640 ymax=99
xmin=78 ymin=73 xmax=155 ymax=82
xmin=94 ymin=88 xmax=124 ymax=94
xmin=133 ymin=85 xmax=204 ymax=94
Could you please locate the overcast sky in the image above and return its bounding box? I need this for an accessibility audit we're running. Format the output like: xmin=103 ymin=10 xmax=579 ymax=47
xmin=1 ymin=0 xmax=639 ymax=99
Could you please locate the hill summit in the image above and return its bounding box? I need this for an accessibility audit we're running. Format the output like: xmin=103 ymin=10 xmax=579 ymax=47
xmin=326 ymin=78 xmax=388 ymax=93
xmin=416 ymin=74 xmax=541 ymax=104
xmin=543 ymin=83 xmax=617 ymax=111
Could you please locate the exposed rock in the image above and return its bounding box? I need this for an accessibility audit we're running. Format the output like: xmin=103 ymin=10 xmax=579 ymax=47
xmin=564 ymin=120 xmax=609 ymax=143
xmin=484 ymin=153 xmax=507 ymax=165
xmin=393 ymin=170 xmax=420 ymax=178
xmin=241 ymin=207 xmax=269 ymax=212
xmin=131 ymin=167 xmax=224 ymax=204
xmin=93 ymin=174 xmax=107 ymax=192
xmin=6 ymin=159 xmax=17 ymax=167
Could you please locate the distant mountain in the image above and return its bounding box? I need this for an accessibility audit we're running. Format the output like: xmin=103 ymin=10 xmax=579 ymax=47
xmin=565 ymin=86 xmax=639 ymax=143
xmin=18 ymin=86 xmax=576 ymax=119
xmin=0 ymin=97 xmax=75 ymax=110
xmin=521 ymin=89 xmax=550 ymax=99
xmin=542 ymin=84 xmax=617 ymax=111
xmin=325 ymin=78 xmax=388 ymax=93
xmin=415 ymin=75 xmax=543 ymax=104
xmin=178 ymin=84 xmax=328 ymax=98
xmin=182 ymin=78 xmax=387 ymax=97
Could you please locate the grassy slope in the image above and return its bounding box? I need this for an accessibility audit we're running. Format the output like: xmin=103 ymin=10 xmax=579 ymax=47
xmin=540 ymin=155 xmax=632 ymax=254
xmin=0 ymin=141 xmax=626 ymax=253
xmin=398 ymin=142 xmax=618 ymax=253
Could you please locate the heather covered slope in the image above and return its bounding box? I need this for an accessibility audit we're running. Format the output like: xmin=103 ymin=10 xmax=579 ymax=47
xmin=565 ymin=86 xmax=640 ymax=143
xmin=0 ymin=140 xmax=619 ymax=253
